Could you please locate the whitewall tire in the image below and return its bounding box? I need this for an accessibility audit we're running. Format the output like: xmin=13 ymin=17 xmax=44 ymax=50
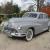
xmin=25 ymin=29 xmax=34 ymax=41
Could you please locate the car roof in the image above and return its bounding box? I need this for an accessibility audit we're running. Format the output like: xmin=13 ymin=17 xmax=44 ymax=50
xmin=26 ymin=12 xmax=47 ymax=15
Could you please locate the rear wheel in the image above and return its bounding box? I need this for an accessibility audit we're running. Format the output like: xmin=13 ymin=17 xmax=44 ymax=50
xmin=47 ymin=27 xmax=49 ymax=32
xmin=25 ymin=29 xmax=34 ymax=41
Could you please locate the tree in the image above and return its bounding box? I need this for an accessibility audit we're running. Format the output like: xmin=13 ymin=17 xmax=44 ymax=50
xmin=13 ymin=5 xmax=20 ymax=17
xmin=3 ymin=2 xmax=21 ymax=17
xmin=35 ymin=0 xmax=45 ymax=11
xmin=13 ymin=5 xmax=20 ymax=13
xmin=0 ymin=6 xmax=2 ymax=13
xmin=4 ymin=2 xmax=13 ymax=14
xmin=0 ymin=6 xmax=4 ymax=14
xmin=20 ymin=10 xmax=26 ymax=17
xmin=47 ymin=2 xmax=50 ymax=6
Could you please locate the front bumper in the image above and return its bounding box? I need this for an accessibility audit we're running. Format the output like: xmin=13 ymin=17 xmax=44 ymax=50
xmin=4 ymin=30 xmax=26 ymax=37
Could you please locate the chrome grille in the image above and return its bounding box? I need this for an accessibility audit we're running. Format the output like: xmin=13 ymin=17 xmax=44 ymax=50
xmin=4 ymin=27 xmax=17 ymax=33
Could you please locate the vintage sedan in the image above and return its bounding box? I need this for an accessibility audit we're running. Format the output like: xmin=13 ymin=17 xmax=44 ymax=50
xmin=4 ymin=12 xmax=49 ymax=41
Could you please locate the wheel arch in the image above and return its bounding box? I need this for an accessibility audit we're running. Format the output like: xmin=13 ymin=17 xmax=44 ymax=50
xmin=28 ymin=27 xmax=35 ymax=35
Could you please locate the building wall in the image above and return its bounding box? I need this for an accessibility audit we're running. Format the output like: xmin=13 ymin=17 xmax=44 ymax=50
xmin=40 ymin=6 xmax=50 ymax=17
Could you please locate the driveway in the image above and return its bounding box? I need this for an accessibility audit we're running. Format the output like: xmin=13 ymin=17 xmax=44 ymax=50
xmin=0 ymin=31 xmax=50 ymax=50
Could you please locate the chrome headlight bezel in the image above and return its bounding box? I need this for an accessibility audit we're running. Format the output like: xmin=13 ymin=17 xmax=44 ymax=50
xmin=17 ymin=25 xmax=22 ymax=30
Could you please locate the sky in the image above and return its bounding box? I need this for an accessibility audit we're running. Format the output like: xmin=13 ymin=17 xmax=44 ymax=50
xmin=0 ymin=0 xmax=35 ymax=6
xmin=48 ymin=0 xmax=50 ymax=2
xmin=0 ymin=0 xmax=50 ymax=6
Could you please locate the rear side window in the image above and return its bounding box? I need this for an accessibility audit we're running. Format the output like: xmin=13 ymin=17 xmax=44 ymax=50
xmin=38 ymin=14 xmax=43 ymax=19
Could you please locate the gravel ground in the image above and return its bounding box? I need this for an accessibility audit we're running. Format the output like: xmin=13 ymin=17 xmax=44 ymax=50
xmin=0 ymin=31 xmax=50 ymax=50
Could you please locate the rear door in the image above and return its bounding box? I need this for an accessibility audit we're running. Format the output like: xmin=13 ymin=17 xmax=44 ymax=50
xmin=43 ymin=14 xmax=48 ymax=31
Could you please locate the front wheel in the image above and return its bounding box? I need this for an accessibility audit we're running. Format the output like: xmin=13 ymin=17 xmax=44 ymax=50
xmin=25 ymin=29 xmax=34 ymax=41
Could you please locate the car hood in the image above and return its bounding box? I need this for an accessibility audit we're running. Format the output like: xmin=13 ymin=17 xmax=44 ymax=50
xmin=8 ymin=17 xmax=37 ymax=23
xmin=8 ymin=17 xmax=37 ymax=29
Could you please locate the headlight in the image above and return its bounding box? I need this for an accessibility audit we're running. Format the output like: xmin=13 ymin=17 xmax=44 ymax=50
xmin=18 ymin=27 xmax=21 ymax=30
xmin=18 ymin=26 xmax=22 ymax=30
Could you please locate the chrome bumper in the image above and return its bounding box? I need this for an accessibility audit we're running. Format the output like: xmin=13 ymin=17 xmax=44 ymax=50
xmin=4 ymin=30 xmax=26 ymax=37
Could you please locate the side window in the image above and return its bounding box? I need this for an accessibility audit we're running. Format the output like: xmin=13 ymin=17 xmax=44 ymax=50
xmin=29 ymin=13 xmax=37 ymax=18
xmin=43 ymin=14 xmax=48 ymax=19
xmin=38 ymin=14 xmax=43 ymax=19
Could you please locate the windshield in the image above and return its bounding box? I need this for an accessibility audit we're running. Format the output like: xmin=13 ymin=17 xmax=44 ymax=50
xmin=23 ymin=13 xmax=37 ymax=18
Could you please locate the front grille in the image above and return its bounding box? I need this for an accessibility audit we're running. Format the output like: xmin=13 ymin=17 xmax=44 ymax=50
xmin=4 ymin=27 xmax=17 ymax=33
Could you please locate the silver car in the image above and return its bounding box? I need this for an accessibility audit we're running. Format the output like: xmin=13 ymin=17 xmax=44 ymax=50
xmin=4 ymin=12 xmax=49 ymax=41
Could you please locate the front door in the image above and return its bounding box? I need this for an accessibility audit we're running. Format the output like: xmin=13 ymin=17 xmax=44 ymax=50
xmin=37 ymin=14 xmax=45 ymax=33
